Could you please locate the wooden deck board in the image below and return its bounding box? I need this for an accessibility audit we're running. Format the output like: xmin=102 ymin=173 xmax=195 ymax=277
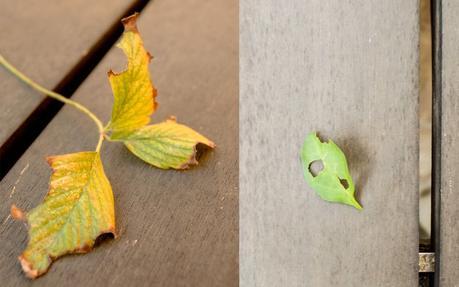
xmin=240 ymin=1 xmax=419 ymax=286
xmin=0 ymin=0 xmax=238 ymax=286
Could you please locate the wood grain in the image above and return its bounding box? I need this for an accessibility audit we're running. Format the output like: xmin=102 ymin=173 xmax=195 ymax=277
xmin=240 ymin=1 xmax=419 ymax=286
xmin=0 ymin=0 xmax=135 ymax=147
xmin=0 ymin=0 xmax=238 ymax=286
xmin=439 ymin=0 xmax=459 ymax=285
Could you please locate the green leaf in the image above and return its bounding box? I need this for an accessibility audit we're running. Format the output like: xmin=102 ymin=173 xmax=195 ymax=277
xmin=17 ymin=152 xmax=115 ymax=278
xmin=106 ymin=13 xmax=157 ymax=139
xmin=300 ymin=132 xmax=362 ymax=210
xmin=123 ymin=118 xmax=215 ymax=169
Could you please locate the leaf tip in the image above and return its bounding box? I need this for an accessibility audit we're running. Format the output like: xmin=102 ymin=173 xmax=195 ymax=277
xmin=111 ymin=228 xmax=119 ymax=239
xmin=311 ymin=131 xmax=327 ymax=143
xmin=146 ymin=51 xmax=153 ymax=62
xmin=205 ymin=137 xmax=216 ymax=149
xmin=107 ymin=69 xmax=116 ymax=77
xmin=45 ymin=155 xmax=55 ymax=166
xmin=18 ymin=255 xmax=39 ymax=279
xmin=177 ymin=141 xmax=215 ymax=170
xmin=11 ymin=204 xmax=26 ymax=221
xmin=350 ymin=197 xmax=363 ymax=210
xmin=121 ymin=13 xmax=140 ymax=33
xmin=167 ymin=115 xmax=177 ymax=122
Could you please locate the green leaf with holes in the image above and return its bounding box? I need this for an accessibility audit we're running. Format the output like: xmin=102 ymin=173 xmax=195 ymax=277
xmin=300 ymin=132 xmax=362 ymax=210
xmin=18 ymin=152 xmax=115 ymax=278
xmin=122 ymin=118 xmax=215 ymax=169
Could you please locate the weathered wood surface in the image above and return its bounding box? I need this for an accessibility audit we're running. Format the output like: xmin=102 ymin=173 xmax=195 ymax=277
xmin=240 ymin=1 xmax=419 ymax=286
xmin=0 ymin=0 xmax=238 ymax=286
xmin=439 ymin=0 xmax=459 ymax=285
xmin=0 ymin=0 xmax=135 ymax=147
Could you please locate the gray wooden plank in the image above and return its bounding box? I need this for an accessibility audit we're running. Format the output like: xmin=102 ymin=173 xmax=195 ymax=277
xmin=0 ymin=0 xmax=135 ymax=147
xmin=0 ymin=0 xmax=237 ymax=285
xmin=240 ymin=1 xmax=419 ymax=286
xmin=440 ymin=0 xmax=459 ymax=285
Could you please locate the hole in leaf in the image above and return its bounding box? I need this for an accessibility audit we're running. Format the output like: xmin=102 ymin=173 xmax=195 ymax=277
xmin=308 ymin=160 xmax=324 ymax=177
xmin=196 ymin=143 xmax=212 ymax=161
xmin=339 ymin=178 xmax=349 ymax=189
xmin=94 ymin=232 xmax=115 ymax=247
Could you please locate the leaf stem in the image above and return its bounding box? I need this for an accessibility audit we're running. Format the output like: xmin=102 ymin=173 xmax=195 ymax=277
xmin=0 ymin=55 xmax=106 ymax=151
xmin=95 ymin=134 xmax=104 ymax=152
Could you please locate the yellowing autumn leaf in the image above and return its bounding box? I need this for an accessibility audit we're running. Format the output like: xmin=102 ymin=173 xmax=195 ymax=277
xmin=1 ymin=10 xmax=218 ymax=279
xmin=17 ymin=152 xmax=115 ymax=278
xmin=106 ymin=13 xmax=157 ymax=139
xmin=105 ymin=14 xmax=215 ymax=169
xmin=123 ymin=118 xmax=215 ymax=169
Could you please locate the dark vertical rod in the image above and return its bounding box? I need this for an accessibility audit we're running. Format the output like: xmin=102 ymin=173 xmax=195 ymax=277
xmin=431 ymin=0 xmax=442 ymax=285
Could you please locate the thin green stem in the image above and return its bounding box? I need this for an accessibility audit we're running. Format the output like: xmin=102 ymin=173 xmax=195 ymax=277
xmin=1 ymin=54 xmax=105 ymax=151
xmin=95 ymin=134 xmax=104 ymax=153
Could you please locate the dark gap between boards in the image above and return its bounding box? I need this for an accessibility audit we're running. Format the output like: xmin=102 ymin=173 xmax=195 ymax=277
xmin=431 ymin=0 xmax=442 ymax=286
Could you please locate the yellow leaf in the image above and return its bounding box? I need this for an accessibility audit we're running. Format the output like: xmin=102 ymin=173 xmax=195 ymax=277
xmin=17 ymin=152 xmax=115 ymax=278
xmin=105 ymin=13 xmax=215 ymax=168
xmin=106 ymin=13 xmax=157 ymax=139
xmin=124 ymin=118 xmax=215 ymax=169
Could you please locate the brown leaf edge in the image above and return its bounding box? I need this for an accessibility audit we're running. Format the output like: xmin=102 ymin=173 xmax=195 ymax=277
xmin=17 ymin=226 xmax=116 ymax=279
xmin=11 ymin=155 xmax=117 ymax=279
xmin=165 ymin=116 xmax=216 ymax=170
xmin=17 ymin=223 xmax=114 ymax=280
xmin=10 ymin=204 xmax=25 ymax=221
xmin=107 ymin=12 xmax=158 ymax=117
